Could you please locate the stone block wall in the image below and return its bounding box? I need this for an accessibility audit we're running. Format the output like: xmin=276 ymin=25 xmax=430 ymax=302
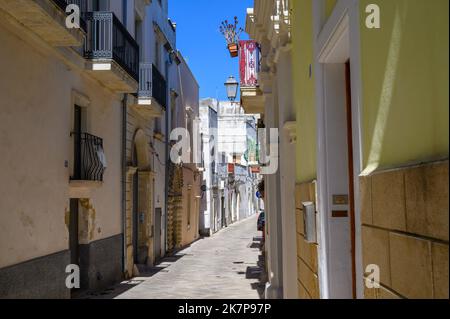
xmin=361 ymin=161 xmax=449 ymax=299
xmin=295 ymin=182 xmax=320 ymax=299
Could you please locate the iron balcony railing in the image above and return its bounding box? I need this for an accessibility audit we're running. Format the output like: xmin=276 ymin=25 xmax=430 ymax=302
xmin=84 ymin=12 xmax=140 ymax=82
xmin=152 ymin=64 xmax=167 ymax=109
xmin=138 ymin=63 xmax=167 ymax=109
xmin=71 ymin=132 xmax=106 ymax=182
xmin=52 ymin=0 xmax=88 ymax=32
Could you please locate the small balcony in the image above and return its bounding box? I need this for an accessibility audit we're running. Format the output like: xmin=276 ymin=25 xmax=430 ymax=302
xmin=0 ymin=0 xmax=86 ymax=46
xmin=239 ymin=40 xmax=264 ymax=114
xmin=84 ymin=12 xmax=139 ymax=93
xmin=131 ymin=63 xmax=167 ymax=119
xmin=71 ymin=132 xmax=106 ymax=183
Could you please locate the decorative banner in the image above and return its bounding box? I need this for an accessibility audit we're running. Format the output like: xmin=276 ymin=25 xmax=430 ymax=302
xmin=228 ymin=163 xmax=235 ymax=174
xmin=239 ymin=40 xmax=260 ymax=87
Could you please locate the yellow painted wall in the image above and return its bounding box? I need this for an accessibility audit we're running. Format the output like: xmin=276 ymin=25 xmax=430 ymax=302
xmin=360 ymin=0 xmax=449 ymax=174
xmin=292 ymin=0 xmax=317 ymax=183
xmin=325 ymin=0 xmax=337 ymax=19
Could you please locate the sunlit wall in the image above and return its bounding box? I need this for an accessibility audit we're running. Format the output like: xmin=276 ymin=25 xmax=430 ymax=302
xmin=360 ymin=0 xmax=449 ymax=174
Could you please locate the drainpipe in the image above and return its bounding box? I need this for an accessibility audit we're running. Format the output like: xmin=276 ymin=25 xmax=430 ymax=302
xmin=164 ymin=55 xmax=170 ymax=256
xmin=121 ymin=93 xmax=128 ymax=274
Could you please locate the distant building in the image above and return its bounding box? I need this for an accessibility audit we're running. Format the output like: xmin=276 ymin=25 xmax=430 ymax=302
xmin=166 ymin=53 xmax=202 ymax=251
xmin=199 ymin=98 xmax=219 ymax=235
xmin=217 ymin=101 xmax=260 ymax=225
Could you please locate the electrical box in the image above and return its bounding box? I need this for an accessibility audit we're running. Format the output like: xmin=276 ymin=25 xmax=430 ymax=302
xmin=303 ymin=202 xmax=317 ymax=244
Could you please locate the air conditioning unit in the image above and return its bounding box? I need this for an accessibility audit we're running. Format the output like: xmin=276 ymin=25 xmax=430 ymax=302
xmin=302 ymin=202 xmax=317 ymax=244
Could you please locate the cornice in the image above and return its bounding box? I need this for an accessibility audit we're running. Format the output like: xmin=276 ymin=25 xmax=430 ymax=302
xmin=249 ymin=0 xmax=291 ymax=49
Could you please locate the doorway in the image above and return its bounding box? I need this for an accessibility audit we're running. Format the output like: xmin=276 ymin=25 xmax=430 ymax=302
xmin=132 ymin=168 xmax=139 ymax=264
xmin=221 ymin=196 xmax=225 ymax=228
xmin=321 ymin=62 xmax=355 ymax=299
xmin=236 ymin=193 xmax=241 ymax=221
xmin=314 ymin=7 xmax=362 ymax=298
xmin=154 ymin=208 xmax=162 ymax=261
xmin=127 ymin=129 xmax=154 ymax=270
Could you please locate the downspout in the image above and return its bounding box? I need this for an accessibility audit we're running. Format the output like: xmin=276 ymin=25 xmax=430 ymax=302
xmin=164 ymin=55 xmax=170 ymax=255
xmin=121 ymin=93 xmax=128 ymax=275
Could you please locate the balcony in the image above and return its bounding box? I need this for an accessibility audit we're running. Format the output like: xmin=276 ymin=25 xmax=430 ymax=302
xmin=0 ymin=0 xmax=86 ymax=46
xmin=71 ymin=132 xmax=106 ymax=183
xmin=130 ymin=63 xmax=167 ymax=118
xmin=84 ymin=12 xmax=139 ymax=93
xmin=239 ymin=40 xmax=264 ymax=114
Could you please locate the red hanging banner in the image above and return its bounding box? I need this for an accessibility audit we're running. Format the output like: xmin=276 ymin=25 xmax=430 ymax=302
xmin=239 ymin=40 xmax=260 ymax=87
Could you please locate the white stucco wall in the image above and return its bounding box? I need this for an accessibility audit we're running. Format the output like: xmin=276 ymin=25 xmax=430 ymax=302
xmin=0 ymin=21 xmax=122 ymax=268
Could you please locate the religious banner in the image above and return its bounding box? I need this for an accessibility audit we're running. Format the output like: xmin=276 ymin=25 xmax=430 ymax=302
xmin=239 ymin=40 xmax=260 ymax=87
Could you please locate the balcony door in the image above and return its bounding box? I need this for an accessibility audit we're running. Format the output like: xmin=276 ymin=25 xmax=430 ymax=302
xmin=91 ymin=0 xmax=108 ymax=11
xmin=73 ymin=106 xmax=82 ymax=180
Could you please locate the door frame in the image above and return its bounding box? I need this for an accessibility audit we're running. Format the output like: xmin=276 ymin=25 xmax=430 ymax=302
xmin=154 ymin=207 xmax=162 ymax=261
xmin=313 ymin=0 xmax=364 ymax=299
xmin=132 ymin=168 xmax=139 ymax=264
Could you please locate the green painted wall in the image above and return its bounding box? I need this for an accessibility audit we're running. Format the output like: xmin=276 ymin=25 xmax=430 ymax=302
xmin=292 ymin=0 xmax=317 ymax=183
xmin=360 ymin=0 xmax=449 ymax=174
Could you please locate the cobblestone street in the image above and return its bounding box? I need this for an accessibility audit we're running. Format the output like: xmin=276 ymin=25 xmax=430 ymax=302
xmin=83 ymin=215 xmax=265 ymax=299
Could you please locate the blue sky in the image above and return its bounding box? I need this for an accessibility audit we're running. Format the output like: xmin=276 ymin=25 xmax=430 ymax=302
xmin=169 ymin=0 xmax=254 ymax=101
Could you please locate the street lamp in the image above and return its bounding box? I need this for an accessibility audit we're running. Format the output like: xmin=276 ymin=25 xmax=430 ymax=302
xmin=224 ymin=76 xmax=239 ymax=102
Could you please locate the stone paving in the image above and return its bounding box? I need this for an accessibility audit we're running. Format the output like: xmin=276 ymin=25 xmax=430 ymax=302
xmin=83 ymin=215 xmax=265 ymax=299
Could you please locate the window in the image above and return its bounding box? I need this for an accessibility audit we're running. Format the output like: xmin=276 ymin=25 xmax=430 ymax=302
xmin=170 ymin=91 xmax=177 ymax=131
xmin=135 ymin=18 xmax=143 ymax=48
xmin=92 ymin=0 xmax=108 ymax=11
xmin=155 ymin=39 xmax=161 ymax=71
xmin=72 ymin=105 xmax=87 ymax=180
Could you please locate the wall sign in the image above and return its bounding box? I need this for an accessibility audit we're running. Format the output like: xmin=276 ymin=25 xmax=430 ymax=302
xmin=333 ymin=195 xmax=349 ymax=205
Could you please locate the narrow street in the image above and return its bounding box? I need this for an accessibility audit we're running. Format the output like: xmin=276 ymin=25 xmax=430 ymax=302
xmin=0 ymin=0 xmax=447 ymax=304
xmin=83 ymin=215 xmax=265 ymax=299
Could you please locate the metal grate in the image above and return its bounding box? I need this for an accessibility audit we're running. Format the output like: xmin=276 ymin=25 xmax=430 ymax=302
xmin=84 ymin=12 xmax=140 ymax=82
xmin=71 ymin=132 xmax=106 ymax=182
xmin=152 ymin=65 xmax=167 ymax=109
xmin=137 ymin=63 xmax=167 ymax=109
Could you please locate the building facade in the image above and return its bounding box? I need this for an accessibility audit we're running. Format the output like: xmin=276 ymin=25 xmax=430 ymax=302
xmin=0 ymin=0 xmax=142 ymax=298
xmin=242 ymin=0 xmax=449 ymax=299
xmin=123 ymin=0 xmax=176 ymax=278
xmin=217 ymin=101 xmax=260 ymax=226
xmin=0 ymin=0 xmax=202 ymax=298
xmin=199 ymin=98 xmax=220 ymax=236
xmin=166 ymin=53 xmax=201 ymax=251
